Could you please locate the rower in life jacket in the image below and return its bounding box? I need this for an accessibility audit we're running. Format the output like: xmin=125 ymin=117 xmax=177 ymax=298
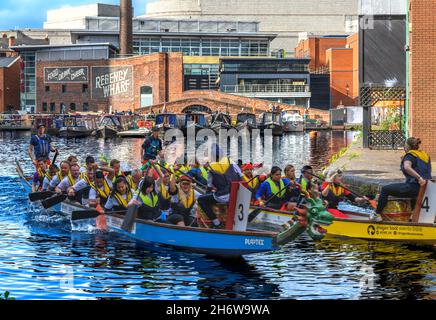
xmin=187 ymin=160 xmax=208 ymax=187
xmin=297 ymin=165 xmax=320 ymax=199
xmin=32 ymin=158 xmax=48 ymax=192
xmin=168 ymin=175 xmax=201 ymax=227
xmin=55 ymin=163 xmax=81 ymax=193
xmin=283 ymin=164 xmax=301 ymax=202
xmin=126 ymin=169 xmax=143 ymax=193
xmin=88 ymin=170 xmax=113 ymax=208
xmin=70 ymin=168 xmax=97 ymax=205
xmin=197 ymin=143 xmax=243 ymax=229
xmin=129 ymin=176 xmax=161 ymax=221
xmin=373 ymin=137 xmax=432 ymax=220
xmin=321 ymin=170 xmax=367 ymax=219
xmin=42 ymin=164 xmax=59 ymax=191
xmin=241 ymin=163 xmax=261 ymax=201
xmin=48 ymin=161 xmax=70 ymax=191
xmin=256 ymin=166 xmax=296 ymax=211
xmin=105 ymin=176 xmax=133 ymax=212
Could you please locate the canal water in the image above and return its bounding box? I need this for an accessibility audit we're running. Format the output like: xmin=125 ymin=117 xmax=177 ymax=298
xmin=0 ymin=131 xmax=434 ymax=300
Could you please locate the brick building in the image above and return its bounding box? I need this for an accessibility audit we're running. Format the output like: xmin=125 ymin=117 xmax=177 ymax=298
xmin=295 ymin=34 xmax=359 ymax=108
xmin=13 ymin=44 xmax=183 ymax=113
xmin=409 ymin=0 xmax=436 ymax=158
xmin=0 ymin=57 xmax=20 ymax=113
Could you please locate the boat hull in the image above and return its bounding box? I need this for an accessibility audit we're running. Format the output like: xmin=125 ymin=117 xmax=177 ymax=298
xmin=283 ymin=122 xmax=304 ymax=133
xmin=96 ymin=126 xmax=118 ymax=139
xmin=260 ymin=123 xmax=283 ymax=136
xmin=106 ymin=213 xmax=279 ymax=257
xmin=59 ymin=127 xmax=93 ymax=138
xmin=117 ymin=128 xmax=150 ymax=138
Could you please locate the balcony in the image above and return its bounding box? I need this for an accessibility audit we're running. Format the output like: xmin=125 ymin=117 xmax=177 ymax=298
xmin=221 ymin=84 xmax=311 ymax=98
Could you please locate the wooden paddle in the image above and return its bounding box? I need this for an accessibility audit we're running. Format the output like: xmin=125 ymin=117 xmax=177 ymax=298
xmin=41 ymin=193 xmax=67 ymax=209
xmin=155 ymin=162 xmax=207 ymax=192
xmin=71 ymin=210 xmax=101 ymax=221
xmin=248 ymin=181 xmax=293 ymax=222
xmin=29 ymin=190 xmax=55 ymax=202
xmin=305 ymin=171 xmax=377 ymax=209
xmin=121 ymin=204 xmax=139 ymax=232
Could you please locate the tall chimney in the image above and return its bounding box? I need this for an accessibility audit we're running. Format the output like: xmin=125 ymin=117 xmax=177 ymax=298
xmin=120 ymin=0 xmax=133 ymax=56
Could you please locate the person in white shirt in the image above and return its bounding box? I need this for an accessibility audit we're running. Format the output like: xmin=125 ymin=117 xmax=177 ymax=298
xmin=55 ymin=163 xmax=81 ymax=194
xmin=42 ymin=165 xmax=59 ymax=191
xmin=48 ymin=161 xmax=70 ymax=191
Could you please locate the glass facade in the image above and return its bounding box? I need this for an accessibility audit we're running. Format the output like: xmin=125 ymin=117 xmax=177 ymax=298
xmin=221 ymin=60 xmax=309 ymax=73
xmin=183 ymin=64 xmax=220 ymax=90
xmin=20 ymin=52 xmax=36 ymax=112
xmin=133 ymin=38 xmax=269 ymax=57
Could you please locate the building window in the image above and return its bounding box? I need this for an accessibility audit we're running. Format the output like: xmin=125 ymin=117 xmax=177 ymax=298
xmin=70 ymin=103 xmax=76 ymax=112
xmin=60 ymin=103 xmax=66 ymax=114
xmin=82 ymin=84 xmax=88 ymax=93
xmin=42 ymin=102 xmax=48 ymax=112
xmin=83 ymin=103 xmax=89 ymax=112
xmin=62 ymin=85 xmax=67 ymax=93
xmin=50 ymin=103 xmax=56 ymax=112
xmin=45 ymin=86 xmax=50 ymax=92
xmin=140 ymin=86 xmax=153 ymax=108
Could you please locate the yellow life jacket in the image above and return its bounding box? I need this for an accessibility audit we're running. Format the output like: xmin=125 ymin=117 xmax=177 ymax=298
xmin=209 ymin=157 xmax=231 ymax=174
xmin=139 ymin=191 xmax=159 ymax=208
xmin=200 ymin=167 xmax=208 ymax=181
xmin=95 ymin=178 xmax=111 ymax=200
xmin=113 ymin=190 xmax=133 ymax=209
xmin=37 ymin=168 xmax=45 ymax=181
xmin=178 ymin=189 xmax=195 ymax=209
xmin=45 ymin=172 xmax=53 ymax=182
xmin=328 ymin=184 xmax=345 ymax=197
xmin=126 ymin=175 xmax=137 ymax=191
xmin=159 ymin=182 xmax=171 ymax=200
xmin=56 ymin=172 xmax=66 ymax=183
xmin=67 ymin=173 xmax=78 ymax=187
xmin=243 ymin=174 xmax=259 ymax=189
xmin=266 ymin=178 xmax=286 ymax=198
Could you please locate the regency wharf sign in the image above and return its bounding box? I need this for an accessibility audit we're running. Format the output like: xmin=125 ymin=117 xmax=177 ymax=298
xmin=44 ymin=67 xmax=88 ymax=83
xmin=91 ymin=66 xmax=133 ymax=100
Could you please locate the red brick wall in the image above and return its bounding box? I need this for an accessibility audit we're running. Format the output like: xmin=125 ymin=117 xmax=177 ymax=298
xmin=35 ymin=53 xmax=183 ymax=113
xmin=326 ymin=48 xmax=356 ymax=107
xmin=347 ymin=33 xmax=359 ymax=99
xmin=0 ymin=58 xmax=20 ymax=112
xmin=409 ymin=0 xmax=436 ymax=158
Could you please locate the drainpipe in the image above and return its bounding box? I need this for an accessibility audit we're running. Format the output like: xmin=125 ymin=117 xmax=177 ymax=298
xmin=405 ymin=0 xmax=410 ymax=138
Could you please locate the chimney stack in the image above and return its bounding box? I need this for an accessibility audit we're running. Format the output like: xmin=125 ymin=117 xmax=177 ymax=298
xmin=8 ymin=36 xmax=15 ymax=48
xmin=120 ymin=0 xmax=133 ymax=56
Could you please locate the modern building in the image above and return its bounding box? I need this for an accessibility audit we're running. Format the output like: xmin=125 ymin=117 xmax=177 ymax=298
xmin=144 ymin=0 xmax=359 ymax=54
xmin=0 ymin=56 xmax=21 ymax=113
xmin=219 ymin=57 xmax=312 ymax=108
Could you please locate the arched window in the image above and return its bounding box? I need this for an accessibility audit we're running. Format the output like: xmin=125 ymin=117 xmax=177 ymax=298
xmin=70 ymin=103 xmax=76 ymax=111
xmin=140 ymin=86 xmax=153 ymax=108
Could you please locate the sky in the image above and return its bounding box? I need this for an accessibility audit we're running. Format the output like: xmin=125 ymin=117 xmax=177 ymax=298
xmin=0 ymin=0 xmax=150 ymax=30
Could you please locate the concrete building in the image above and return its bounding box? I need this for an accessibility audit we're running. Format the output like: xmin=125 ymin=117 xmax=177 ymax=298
xmin=0 ymin=56 xmax=21 ymax=112
xmin=144 ymin=0 xmax=359 ymax=54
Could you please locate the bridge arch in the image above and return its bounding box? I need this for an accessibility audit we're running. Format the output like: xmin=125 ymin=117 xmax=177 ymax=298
xmin=182 ymin=105 xmax=213 ymax=114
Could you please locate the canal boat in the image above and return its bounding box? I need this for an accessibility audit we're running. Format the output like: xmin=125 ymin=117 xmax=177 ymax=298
xmin=0 ymin=113 xmax=32 ymax=131
xmin=117 ymin=127 xmax=151 ymax=138
xmin=210 ymin=111 xmax=233 ymax=132
xmin=95 ymin=115 xmax=125 ymax=138
xmin=154 ymin=113 xmax=180 ymax=132
xmin=282 ymin=111 xmax=304 ymax=133
xmin=181 ymin=112 xmax=208 ymax=135
xmin=31 ymin=115 xmax=64 ymax=136
xmin=258 ymin=111 xmax=283 ymax=136
xmin=59 ymin=115 xmax=98 ymax=138
xmin=235 ymin=112 xmax=258 ymax=131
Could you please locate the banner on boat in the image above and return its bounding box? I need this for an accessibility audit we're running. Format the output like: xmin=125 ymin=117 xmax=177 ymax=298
xmin=44 ymin=66 xmax=88 ymax=83
xmin=91 ymin=66 xmax=133 ymax=100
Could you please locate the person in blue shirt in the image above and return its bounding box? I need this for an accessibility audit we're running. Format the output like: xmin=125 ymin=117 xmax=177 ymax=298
xmin=28 ymin=124 xmax=57 ymax=165
xmin=141 ymin=126 xmax=162 ymax=161
xmin=256 ymin=166 xmax=297 ymax=211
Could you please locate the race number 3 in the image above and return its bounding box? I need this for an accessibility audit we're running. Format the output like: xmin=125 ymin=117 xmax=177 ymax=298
xmin=233 ymin=184 xmax=251 ymax=231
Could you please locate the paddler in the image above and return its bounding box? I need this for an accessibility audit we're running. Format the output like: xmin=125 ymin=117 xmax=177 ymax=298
xmin=168 ymin=175 xmax=201 ymax=227
xmin=31 ymin=158 xmax=47 ymax=192
xmin=48 ymin=161 xmax=70 ymax=191
xmin=187 ymin=159 xmax=208 ymax=186
xmin=80 ymin=156 xmax=96 ymax=174
xmin=197 ymin=143 xmax=243 ymax=229
xmin=107 ymin=159 xmax=124 ymax=182
xmin=321 ymin=170 xmax=367 ymax=218
xmin=284 ymin=164 xmax=301 ymax=202
xmin=104 ymin=176 xmax=133 ymax=212
xmin=126 ymin=168 xmax=143 ymax=192
xmin=55 ymin=163 xmax=81 ymax=193
xmin=241 ymin=163 xmax=260 ymax=200
xmin=372 ymin=137 xmax=432 ymax=221
xmin=88 ymin=171 xmax=113 ymax=208
xmin=256 ymin=166 xmax=296 ymax=211
xmin=298 ymin=165 xmax=320 ymax=198
xmin=42 ymin=164 xmax=59 ymax=191
xmin=128 ymin=176 xmax=160 ymax=220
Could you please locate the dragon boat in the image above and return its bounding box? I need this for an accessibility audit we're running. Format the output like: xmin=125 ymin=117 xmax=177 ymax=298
xmin=249 ymin=183 xmax=436 ymax=246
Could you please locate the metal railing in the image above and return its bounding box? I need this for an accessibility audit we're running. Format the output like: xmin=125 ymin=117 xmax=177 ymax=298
xmin=222 ymin=84 xmax=310 ymax=94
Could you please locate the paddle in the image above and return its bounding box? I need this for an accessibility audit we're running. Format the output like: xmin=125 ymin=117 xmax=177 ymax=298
xmin=155 ymin=162 xmax=208 ymax=191
xmin=52 ymin=149 xmax=59 ymax=166
xmin=71 ymin=210 xmax=101 ymax=221
xmin=41 ymin=193 xmax=67 ymax=209
xmin=248 ymin=181 xmax=294 ymax=222
xmin=305 ymin=171 xmax=377 ymax=209
xmin=121 ymin=204 xmax=139 ymax=232
xmin=29 ymin=190 xmax=55 ymax=202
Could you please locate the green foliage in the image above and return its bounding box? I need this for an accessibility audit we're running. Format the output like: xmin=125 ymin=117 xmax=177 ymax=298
xmin=0 ymin=291 xmax=14 ymax=300
xmin=380 ymin=109 xmax=402 ymax=131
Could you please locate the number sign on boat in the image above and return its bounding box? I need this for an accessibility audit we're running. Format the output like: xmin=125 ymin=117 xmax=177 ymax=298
xmin=418 ymin=180 xmax=436 ymax=224
xmin=233 ymin=184 xmax=251 ymax=232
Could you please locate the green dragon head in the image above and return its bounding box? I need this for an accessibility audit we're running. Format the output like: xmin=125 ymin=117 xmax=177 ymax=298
xmin=304 ymin=198 xmax=334 ymax=241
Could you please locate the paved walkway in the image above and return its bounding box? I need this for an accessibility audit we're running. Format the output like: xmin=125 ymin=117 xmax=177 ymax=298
xmin=325 ymin=139 xmax=436 ymax=194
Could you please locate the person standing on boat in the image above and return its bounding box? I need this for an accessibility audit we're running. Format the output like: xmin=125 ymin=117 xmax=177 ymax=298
xmin=141 ymin=126 xmax=162 ymax=161
xmin=104 ymin=176 xmax=133 ymax=212
xmin=321 ymin=170 xmax=368 ymax=218
xmin=128 ymin=176 xmax=160 ymax=220
xmin=372 ymin=137 xmax=432 ymax=221
xmin=168 ymin=175 xmax=201 ymax=227
xmin=48 ymin=161 xmax=70 ymax=191
xmin=28 ymin=124 xmax=57 ymax=165
xmin=197 ymin=144 xmax=243 ymax=229
xmin=256 ymin=166 xmax=296 ymax=211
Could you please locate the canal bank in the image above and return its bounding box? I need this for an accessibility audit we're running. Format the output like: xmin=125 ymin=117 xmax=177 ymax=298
xmin=324 ymin=138 xmax=436 ymax=195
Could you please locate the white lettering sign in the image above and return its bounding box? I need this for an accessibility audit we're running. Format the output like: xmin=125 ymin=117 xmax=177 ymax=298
xmin=233 ymin=184 xmax=251 ymax=231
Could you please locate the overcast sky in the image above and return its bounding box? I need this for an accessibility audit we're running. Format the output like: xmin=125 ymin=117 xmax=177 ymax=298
xmin=0 ymin=0 xmax=150 ymax=29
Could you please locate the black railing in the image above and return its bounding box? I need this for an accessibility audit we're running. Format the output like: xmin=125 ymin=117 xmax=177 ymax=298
xmin=368 ymin=130 xmax=406 ymax=150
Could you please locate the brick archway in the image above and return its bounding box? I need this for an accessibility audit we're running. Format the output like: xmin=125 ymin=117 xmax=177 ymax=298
xmin=182 ymin=104 xmax=213 ymax=114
